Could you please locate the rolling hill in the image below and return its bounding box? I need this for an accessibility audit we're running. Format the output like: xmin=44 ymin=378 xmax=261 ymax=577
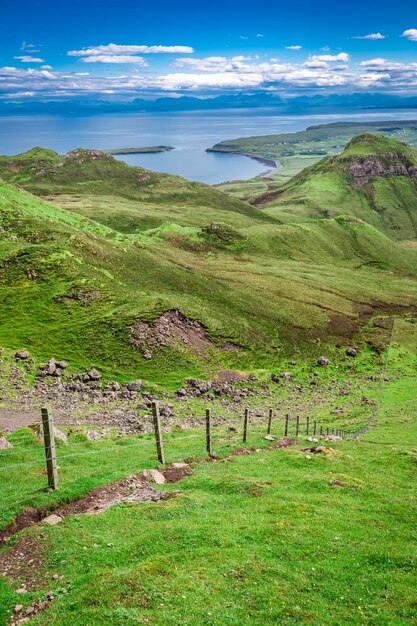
xmin=244 ymin=134 xmax=417 ymax=241
xmin=0 ymin=138 xmax=416 ymax=388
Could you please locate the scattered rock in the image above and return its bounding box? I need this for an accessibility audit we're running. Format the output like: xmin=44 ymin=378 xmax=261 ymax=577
xmin=88 ymin=369 xmax=101 ymax=381
xmin=126 ymin=380 xmax=142 ymax=392
xmin=37 ymin=424 xmax=67 ymax=445
xmin=346 ymin=347 xmax=358 ymax=357
xmin=42 ymin=514 xmax=63 ymax=526
xmin=143 ymin=469 xmax=166 ymax=484
xmin=0 ymin=436 xmax=13 ymax=450
xmin=47 ymin=360 xmax=57 ymax=376
xmin=86 ymin=428 xmax=110 ymax=441
xmin=317 ymin=356 xmax=330 ymax=366
xmin=56 ymin=360 xmax=68 ymax=370
xmin=14 ymin=605 xmax=23 ymax=614
xmin=263 ymin=434 xmax=275 ymax=441
xmin=15 ymin=351 xmax=30 ymax=361
xmin=172 ymin=462 xmax=190 ymax=469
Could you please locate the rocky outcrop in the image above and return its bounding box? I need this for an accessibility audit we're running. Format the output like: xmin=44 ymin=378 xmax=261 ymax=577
xmin=341 ymin=154 xmax=417 ymax=186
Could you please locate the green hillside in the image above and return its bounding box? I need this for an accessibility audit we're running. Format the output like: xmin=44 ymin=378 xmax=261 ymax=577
xmin=0 ymin=138 xmax=417 ymax=388
xmin=213 ymin=119 xmax=417 ymax=189
xmin=248 ymin=134 xmax=417 ymax=241
xmin=0 ymin=148 xmax=271 ymax=233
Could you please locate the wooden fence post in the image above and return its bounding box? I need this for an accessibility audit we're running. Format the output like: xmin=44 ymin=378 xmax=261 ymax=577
xmin=41 ymin=407 xmax=59 ymax=490
xmin=206 ymin=408 xmax=212 ymax=456
xmin=306 ymin=416 xmax=310 ymax=435
xmin=151 ymin=401 xmax=165 ymax=464
xmin=267 ymin=408 xmax=273 ymax=435
xmin=295 ymin=416 xmax=300 ymax=437
xmin=313 ymin=421 xmax=317 ymax=436
xmin=243 ymin=408 xmax=249 ymax=443
xmin=284 ymin=414 xmax=289 ymax=437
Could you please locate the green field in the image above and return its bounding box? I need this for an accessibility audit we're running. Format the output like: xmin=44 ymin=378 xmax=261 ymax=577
xmin=0 ymin=128 xmax=417 ymax=625
xmin=0 ymin=318 xmax=416 ymax=625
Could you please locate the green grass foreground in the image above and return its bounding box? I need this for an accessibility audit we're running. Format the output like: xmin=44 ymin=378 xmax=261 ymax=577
xmin=0 ymin=337 xmax=416 ymax=625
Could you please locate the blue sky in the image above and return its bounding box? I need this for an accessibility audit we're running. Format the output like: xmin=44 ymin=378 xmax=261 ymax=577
xmin=2 ymin=0 xmax=417 ymax=100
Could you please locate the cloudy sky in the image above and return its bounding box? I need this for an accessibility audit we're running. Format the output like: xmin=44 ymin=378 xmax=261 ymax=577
xmin=2 ymin=0 xmax=417 ymax=101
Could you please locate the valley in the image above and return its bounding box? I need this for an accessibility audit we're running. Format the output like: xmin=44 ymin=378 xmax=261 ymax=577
xmin=0 ymin=127 xmax=416 ymax=625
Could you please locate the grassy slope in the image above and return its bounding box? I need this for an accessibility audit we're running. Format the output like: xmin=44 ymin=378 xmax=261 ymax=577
xmin=0 ymin=320 xmax=416 ymax=625
xmin=1 ymin=138 xmax=417 ymax=386
xmin=213 ymin=119 xmax=417 ymax=190
xmin=250 ymin=134 xmax=417 ymax=241
xmin=0 ymin=148 xmax=272 ymax=233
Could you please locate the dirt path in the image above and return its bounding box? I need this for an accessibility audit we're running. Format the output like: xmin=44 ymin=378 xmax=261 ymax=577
xmin=0 ymin=408 xmax=39 ymax=433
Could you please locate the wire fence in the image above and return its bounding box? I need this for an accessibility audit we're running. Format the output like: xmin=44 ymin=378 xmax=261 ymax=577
xmin=1 ymin=338 xmax=392 ymax=516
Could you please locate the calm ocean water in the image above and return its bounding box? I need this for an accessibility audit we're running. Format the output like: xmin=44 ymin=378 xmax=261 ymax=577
xmin=1 ymin=108 xmax=417 ymax=184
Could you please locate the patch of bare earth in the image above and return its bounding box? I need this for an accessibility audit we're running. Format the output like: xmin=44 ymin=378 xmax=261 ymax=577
xmin=1 ymin=535 xmax=47 ymax=590
xmin=129 ymin=309 xmax=237 ymax=358
xmin=0 ymin=468 xmax=188 ymax=547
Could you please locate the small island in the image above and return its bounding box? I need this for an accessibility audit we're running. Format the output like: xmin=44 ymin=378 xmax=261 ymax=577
xmin=104 ymin=146 xmax=174 ymax=155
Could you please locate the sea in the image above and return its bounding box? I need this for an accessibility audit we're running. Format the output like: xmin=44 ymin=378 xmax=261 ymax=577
xmin=1 ymin=108 xmax=417 ymax=184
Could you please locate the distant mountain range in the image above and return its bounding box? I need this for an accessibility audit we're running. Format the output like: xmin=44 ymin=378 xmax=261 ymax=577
xmin=2 ymin=92 xmax=417 ymax=115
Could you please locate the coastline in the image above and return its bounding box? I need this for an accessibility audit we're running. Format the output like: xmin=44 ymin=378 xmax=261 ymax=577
xmin=206 ymin=147 xmax=281 ymax=177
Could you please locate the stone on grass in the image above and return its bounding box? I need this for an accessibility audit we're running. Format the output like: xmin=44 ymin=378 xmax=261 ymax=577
xmin=38 ymin=424 xmax=67 ymax=445
xmin=346 ymin=347 xmax=358 ymax=357
xmin=43 ymin=514 xmax=63 ymax=526
xmin=15 ymin=351 xmax=30 ymax=360
xmin=263 ymin=434 xmax=275 ymax=441
xmin=172 ymin=462 xmax=190 ymax=469
xmin=86 ymin=428 xmax=110 ymax=441
xmin=317 ymin=356 xmax=330 ymax=366
xmin=88 ymin=368 xmax=101 ymax=381
xmin=0 ymin=436 xmax=13 ymax=450
xmin=143 ymin=469 xmax=166 ymax=484
xmin=47 ymin=361 xmax=57 ymax=375
xmin=126 ymin=380 xmax=142 ymax=392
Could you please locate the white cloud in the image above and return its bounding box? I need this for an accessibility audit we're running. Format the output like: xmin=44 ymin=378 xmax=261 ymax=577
xmin=286 ymin=45 xmax=302 ymax=50
xmin=359 ymin=58 xmax=417 ymax=71
xmin=172 ymin=56 xmax=253 ymax=72
xmin=81 ymin=55 xmax=148 ymax=65
xmin=352 ymin=33 xmax=385 ymax=40
xmin=402 ymin=29 xmax=417 ymax=41
xmin=256 ymin=33 xmax=264 ymax=38
xmin=304 ymin=59 xmax=329 ymax=68
xmin=14 ymin=55 xmax=45 ymax=63
xmin=308 ymin=52 xmax=350 ymax=62
xmin=5 ymin=47 xmax=417 ymax=100
xmin=68 ymin=43 xmax=194 ymax=57
xmin=159 ymin=72 xmax=264 ymax=90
